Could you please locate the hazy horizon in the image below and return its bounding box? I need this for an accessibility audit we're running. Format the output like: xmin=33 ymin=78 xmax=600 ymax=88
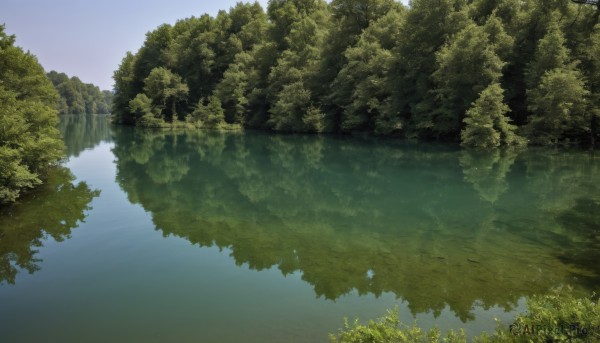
xmin=1 ymin=0 xmax=410 ymax=91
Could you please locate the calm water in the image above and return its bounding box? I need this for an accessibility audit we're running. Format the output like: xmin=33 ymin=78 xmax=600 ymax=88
xmin=1 ymin=115 xmax=599 ymax=342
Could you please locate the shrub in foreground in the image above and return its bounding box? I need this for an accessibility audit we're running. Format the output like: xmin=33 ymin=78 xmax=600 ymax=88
xmin=330 ymin=287 xmax=599 ymax=343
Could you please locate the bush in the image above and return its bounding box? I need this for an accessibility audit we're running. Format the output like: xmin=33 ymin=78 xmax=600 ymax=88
xmin=330 ymin=287 xmax=599 ymax=343
xmin=510 ymin=287 xmax=600 ymax=342
xmin=329 ymin=308 xmax=465 ymax=343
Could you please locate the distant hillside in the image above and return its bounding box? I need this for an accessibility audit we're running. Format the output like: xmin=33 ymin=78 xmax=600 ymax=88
xmin=47 ymin=71 xmax=112 ymax=114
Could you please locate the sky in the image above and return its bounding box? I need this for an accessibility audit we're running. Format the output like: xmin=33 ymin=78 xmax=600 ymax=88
xmin=1 ymin=0 xmax=407 ymax=91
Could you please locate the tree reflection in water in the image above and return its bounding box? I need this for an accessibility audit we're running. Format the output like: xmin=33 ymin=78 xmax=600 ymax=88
xmin=59 ymin=114 xmax=112 ymax=158
xmin=112 ymin=129 xmax=600 ymax=322
xmin=0 ymin=167 xmax=100 ymax=285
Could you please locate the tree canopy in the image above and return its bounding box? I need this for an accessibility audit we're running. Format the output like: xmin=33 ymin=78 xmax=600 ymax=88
xmin=0 ymin=25 xmax=64 ymax=204
xmin=112 ymin=0 xmax=600 ymax=146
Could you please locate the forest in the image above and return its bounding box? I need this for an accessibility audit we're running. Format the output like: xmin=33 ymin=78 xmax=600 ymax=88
xmin=112 ymin=0 xmax=600 ymax=147
xmin=47 ymin=71 xmax=113 ymax=115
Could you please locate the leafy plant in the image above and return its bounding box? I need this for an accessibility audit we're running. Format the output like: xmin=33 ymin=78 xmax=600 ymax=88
xmin=330 ymin=288 xmax=599 ymax=343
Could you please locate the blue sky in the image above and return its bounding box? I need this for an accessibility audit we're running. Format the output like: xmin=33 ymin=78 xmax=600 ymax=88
xmin=1 ymin=0 xmax=407 ymax=90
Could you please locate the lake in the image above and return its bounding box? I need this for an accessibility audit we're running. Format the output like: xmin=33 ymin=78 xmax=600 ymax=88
xmin=1 ymin=114 xmax=598 ymax=342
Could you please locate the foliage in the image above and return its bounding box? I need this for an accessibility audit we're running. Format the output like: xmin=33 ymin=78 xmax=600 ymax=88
xmin=142 ymin=67 xmax=189 ymax=122
xmin=461 ymin=83 xmax=524 ymax=148
xmin=429 ymin=19 xmax=508 ymax=139
xmin=0 ymin=90 xmax=41 ymax=203
xmin=112 ymin=52 xmax=138 ymax=124
xmin=382 ymin=0 xmax=470 ymax=139
xmin=511 ymin=287 xmax=600 ymax=342
xmin=330 ymin=288 xmax=600 ymax=343
xmin=526 ymin=68 xmax=589 ymax=144
xmin=329 ymin=308 xmax=449 ymax=343
xmin=128 ymin=93 xmax=164 ymax=128
xmin=524 ymin=19 xmax=591 ymax=144
xmin=0 ymin=25 xmax=64 ymax=204
xmin=111 ymin=0 xmax=600 ymax=145
xmin=191 ymin=96 xmax=227 ymax=128
xmin=331 ymin=6 xmax=405 ymax=134
xmin=47 ymin=71 xmax=112 ymax=114
xmin=266 ymin=6 xmax=330 ymax=132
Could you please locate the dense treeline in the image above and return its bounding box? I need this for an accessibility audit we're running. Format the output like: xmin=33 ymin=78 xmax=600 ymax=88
xmin=47 ymin=71 xmax=113 ymax=114
xmin=112 ymin=0 xmax=600 ymax=147
xmin=0 ymin=25 xmax=64 ymax=204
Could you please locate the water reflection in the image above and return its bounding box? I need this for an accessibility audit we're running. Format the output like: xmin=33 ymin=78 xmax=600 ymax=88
xmin=0 ymin=167 xmax=100 ymax=284
xmin=459 ymin=149 xmax=520 ymax=203
xmin=59 ymin=114 xmax=112 ymax=158
xmin=112 ymin=129 xmax=600 ymax=321
xmin=557 ymin=197 xmax=600 ymax=288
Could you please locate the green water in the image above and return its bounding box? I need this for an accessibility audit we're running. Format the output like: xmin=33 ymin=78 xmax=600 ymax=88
xmin=1 ymin=115 xmax=599 ymax=342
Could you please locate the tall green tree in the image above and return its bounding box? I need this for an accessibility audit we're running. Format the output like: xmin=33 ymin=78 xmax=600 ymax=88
xmin=525 ymin=19 xmax=571 ymax=89
xmin=382 ymin=0 xmax=470 ymax=138
xmin=267 ymin=0 xmax=327 ymax=50
xmin=142 ymin=67 xmax=189 ymax=122
xmin=318 ymin=0 xmax=400 ymax=130
xmin=210 ymin=3 xmax=271 ymax=126
xmin=113 ymin=52 xmax=138 ymax=124
xmin=526 ymin=68 xmax=589 ymax=144
xmin=525 ymin=19 xmax=590 ymax=144
xmin=429 ymin=20 xmax=507 ymax=139
xmin=502 ymin=1 xmax=581 ymax=124
xmin=214 ymin=43 xmax=278 ymax=128
xmin=214 ymin=60 xmax=250 ymax=125
xmin=267 ymin=4 xmax=329 ymax=132
xmin=132 ymin=24 xmax=174 ymax=98
xmin=461 ymin=83 xmax=523 ymax=148
xmin=331 ymin=7 xmax=405 ymax=134
xmin=578 ymin=22 xmax=600 ymax=145
xmin=0 ymin=25 xmax=64 ymax=204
